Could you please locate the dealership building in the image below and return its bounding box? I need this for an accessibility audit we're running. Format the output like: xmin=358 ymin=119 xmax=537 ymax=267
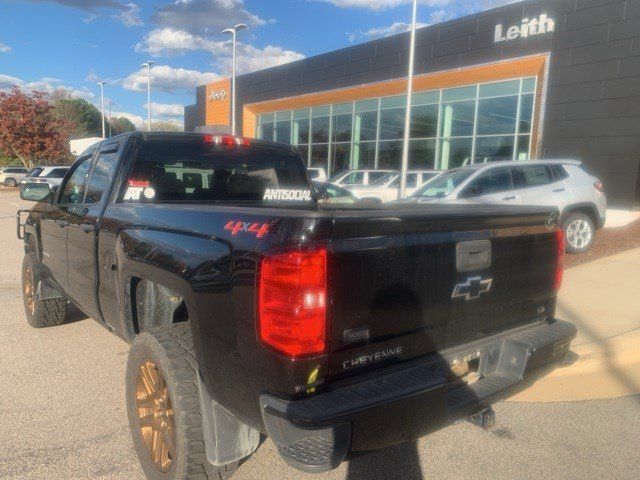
xmin=185 ymin=0 xmax=640 ymax=207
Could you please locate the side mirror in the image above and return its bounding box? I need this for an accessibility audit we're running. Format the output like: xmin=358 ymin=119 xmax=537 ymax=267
xmin=20 ymin=182 xmax=51 ymax=202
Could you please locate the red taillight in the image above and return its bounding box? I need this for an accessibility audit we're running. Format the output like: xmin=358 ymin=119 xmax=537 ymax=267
xmin=554 ymin=229 xmax=564 ymax=292
xmin=594 ymin=180 xmax=604 ymax=192
xmin=258 ymin=248 xmax=328 ymax=357
xmin=203 ymin=134 xmax=250 ymax=146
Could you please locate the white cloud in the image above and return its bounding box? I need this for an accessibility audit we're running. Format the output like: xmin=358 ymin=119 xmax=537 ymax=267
xmin=349 ymin=21 xmax=428 ymax=42
xmin=135 ymin=28 xmax=226 ymax=56
xmin=135 ymin=28 xmax=305 ymax=76
xmin=0 ymin=42 xmax=11 ymax=53
xmin=112 ymin=110 xmax=144 ymax=128
xmin=0 ymin=73 xmax=95 ymax=100
xmin=114 ymin=3 xmax=142 ymax=27
xmin=151 ymin=0 xmax=270 ymax=36
xmin=122 ymin=65 xmax=221 ymax=93
xmin=314 ymin=0 xmax=452 ymax=11
xmin=144 ymin=102 xmax=184 ymax=119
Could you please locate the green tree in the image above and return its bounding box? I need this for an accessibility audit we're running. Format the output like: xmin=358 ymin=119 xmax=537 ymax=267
xmin=110 ymin=116 xmax=137 ymax=135
xmin=0 ymin=87 xmax=74 ymax=169
xmin=52 ymin=95 xmax=106 ymax=138
xmin=150 ymin=120 xmax=183 ymax=132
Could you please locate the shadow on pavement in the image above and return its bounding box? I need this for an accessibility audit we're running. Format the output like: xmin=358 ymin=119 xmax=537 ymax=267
xmin=346 ymin=441 xmax=423 ymax=480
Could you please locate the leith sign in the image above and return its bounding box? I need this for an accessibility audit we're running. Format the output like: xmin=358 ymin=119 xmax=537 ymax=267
xmin=494 ymin=14 xmax=555 ymax=43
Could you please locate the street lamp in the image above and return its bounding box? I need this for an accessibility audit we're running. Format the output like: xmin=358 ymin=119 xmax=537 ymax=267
xmin=97 ymin=81 xmax=106 ymax=139
xmin=141 ymin=61 xmax=156 ymax=132
xmin=222 ymin=23 xmax=247 ymax=136
xmin=399 ymin=0 xmax=419 ymax=198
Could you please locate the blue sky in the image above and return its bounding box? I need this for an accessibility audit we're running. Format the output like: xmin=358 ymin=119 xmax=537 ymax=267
xmin=0 ymin=0 xmax=514 ymax=128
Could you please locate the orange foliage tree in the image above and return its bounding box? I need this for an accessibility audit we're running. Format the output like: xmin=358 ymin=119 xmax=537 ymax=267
xmin=0 ymin=87 xmax=75 ymax=169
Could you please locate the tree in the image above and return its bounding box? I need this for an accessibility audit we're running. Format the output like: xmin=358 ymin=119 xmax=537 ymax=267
xmin=52 ymin=96 xmax=105 ymax=138
xmin=150 ymin=120 xmax=183 ymax=132
xmin=0 ymin=87 xmax=75 ymax=169
xmin=110 ymin=116 xmax=137 ymax=135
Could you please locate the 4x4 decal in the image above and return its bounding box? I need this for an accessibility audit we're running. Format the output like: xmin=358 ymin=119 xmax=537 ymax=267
xmin=224 ymin=220 xmax=270 ymax=239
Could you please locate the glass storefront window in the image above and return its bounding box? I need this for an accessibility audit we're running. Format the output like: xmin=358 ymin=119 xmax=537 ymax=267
xmin=331 ymin=143 xmax=351 ymax=175
xmin=255 ymin=76 xmax=537 ymax=172
xmin=260 ymin=122 xmax=274 ymax=141
xmin=378 ymin=140 xmax=403 ymax=170
xmin=380 ymin=107 xmax=406 ymax=140
xmin=352 ymin=142 xmax=376 ymax=169
xmin=476 ymin=96 xmax=518 ymax=135
xmin=298 ymin=144 xmax=310 ymax=163
xmin=440 ymin=100 xmax=475 ymax=137
xmin=332 ymin=114 xmax=353 ymax=142
xmin=474 ymin=136 xmax=515 ymax=163
xmin=519 ymin=93 xmax=534 ymax=133
xmin=354 ymin=110 xmax=378 ymax=142
xmin=275 ymin=120 xmax=291 ymax=144
xmin=312 ymin=116 xmax=330 ymax=143
xmin=479 ymin=80 xmax=519 ymax=98
xmin=310 ymin=144 xmax=328 ymax=169
xmin=439 ymin=137 xmax=472 ymax=169
xmin=411 ymin=103 xmax=438 ymax=138
xmin=293 ymin=117 xmax=310 ymax=145
xmin=409 ymin=139 xmax=436 ymax=170
xmin=516 ymin=135 xmax=531 ymax=160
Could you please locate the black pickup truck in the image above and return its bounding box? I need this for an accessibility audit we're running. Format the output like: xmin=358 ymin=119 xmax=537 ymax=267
xmin=18 ymin=132 xmax=575 ymax=480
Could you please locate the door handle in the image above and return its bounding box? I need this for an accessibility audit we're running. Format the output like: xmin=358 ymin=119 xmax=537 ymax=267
xmin=553 ymin=188 xmax=566 ymax=193
xmin=55 ymin=219 xmax=68 ymax=228
xmin=503 ymin=195 xmax=517 ymax=201
xmin=81 ymin=223 xmax=94 ymax=233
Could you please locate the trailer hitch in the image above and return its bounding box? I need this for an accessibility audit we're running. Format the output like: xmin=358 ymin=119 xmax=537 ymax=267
xmin=468 ymin=407 xmax=495 ymax=430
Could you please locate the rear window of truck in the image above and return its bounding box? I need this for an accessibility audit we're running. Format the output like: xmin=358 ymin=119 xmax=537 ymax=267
xmin=120 ymin=139 xmax=315 ymax=205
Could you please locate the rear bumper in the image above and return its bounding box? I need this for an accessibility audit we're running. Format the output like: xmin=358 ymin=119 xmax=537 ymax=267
xmin=260 ymin=319 xmax=577 ymax=473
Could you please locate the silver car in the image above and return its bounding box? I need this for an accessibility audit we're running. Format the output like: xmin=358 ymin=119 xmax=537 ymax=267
xmin=20 ymin=166 xmax=70 ymax=188
xmin=406 ymin=160 xmax=606 ymax=254
xmin=0 ymin=166 xmax=29 ymax=187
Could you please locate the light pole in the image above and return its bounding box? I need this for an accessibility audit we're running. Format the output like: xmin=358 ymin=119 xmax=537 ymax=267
xmin=141 ymin=61 xmax=156 ymax=131
xmin=108 ymin=99 xmax=113 ymax=138
xmin=399 ymin=0 xmax=418 ymax=198
xmin=222 ymin=23 xmax=247 ymax=136
xmin=97 ymin=81 xmax=106 ymax=139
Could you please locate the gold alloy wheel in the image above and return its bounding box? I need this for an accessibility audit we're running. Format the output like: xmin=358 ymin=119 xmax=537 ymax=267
xmin=24 ymin=265 xmax=35 ymax=316
xmin=136 ymin=360 xmax=176 ymax=472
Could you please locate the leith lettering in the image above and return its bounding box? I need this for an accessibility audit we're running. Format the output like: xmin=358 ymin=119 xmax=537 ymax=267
xmin=494 ymin=14 xmax=555 ymax=43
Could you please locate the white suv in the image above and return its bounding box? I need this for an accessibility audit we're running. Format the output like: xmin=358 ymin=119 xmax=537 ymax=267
xmin=0 ymin=166 xmax=29 ymax=187
xmin=349 ymin=170 xmax=440 ymax=203
xmin=20 ymin=166 xmax=70 ymax=188
xmin=406 ymin=160 xmax=606 ymax=254
xmin=330 ymin=169 xmax=396 ymax=188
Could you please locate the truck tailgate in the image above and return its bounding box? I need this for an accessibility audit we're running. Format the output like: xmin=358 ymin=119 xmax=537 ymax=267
xmin=326 ymin=205 xmax=559 ymax=379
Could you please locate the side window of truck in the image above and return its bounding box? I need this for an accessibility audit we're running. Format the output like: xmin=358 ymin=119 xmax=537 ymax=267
xmin=58 ymin=159 xmax=92 ymax=205
xmin=464 ymin=167 xmax=513 ymax=196
xmin=84 ymin=151 xmax=119 ymax=204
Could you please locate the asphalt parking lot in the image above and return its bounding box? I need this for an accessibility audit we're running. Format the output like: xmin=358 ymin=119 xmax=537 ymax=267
xmin=0 ymin=189 xmax=638 ymax=480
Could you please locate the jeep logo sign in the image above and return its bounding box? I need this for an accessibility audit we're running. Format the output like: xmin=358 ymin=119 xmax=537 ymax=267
xmin=494 ymin=14 xmax=555 ymax=43
xmin=209 ymin=89 xmax=228 ymax=102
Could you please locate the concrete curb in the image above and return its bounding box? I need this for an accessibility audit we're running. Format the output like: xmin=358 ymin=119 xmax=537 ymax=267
xmin=509 ymin=329 xmax=640 ymax=403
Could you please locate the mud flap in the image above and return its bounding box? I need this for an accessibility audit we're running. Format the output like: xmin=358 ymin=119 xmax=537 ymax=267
xmin=197 ymin=373 xmax=260 ymax=466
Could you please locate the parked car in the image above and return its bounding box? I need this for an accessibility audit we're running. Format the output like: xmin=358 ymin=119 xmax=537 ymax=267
xmin=349 ymin=170 xmax=440 ymax=202
xmin=0 ymin=166 xmax=29 ymax=187
xmin=307 ymin=167 xmax=327 ymax=181
xmin=330 ymin=169 xmax=396 ymax=188
xmin=312 ymin=180 xmax=359 ymax=204
xmin=20 ymin=165 xmax=71 ymax=188
xmin=17 ymin=132 xmax=575 ymax=478
xmin=405 ymin=160 xmax=606 ymax=254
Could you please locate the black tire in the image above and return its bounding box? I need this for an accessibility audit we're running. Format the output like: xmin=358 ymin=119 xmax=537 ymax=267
xmin=126 ymin=323 xmax=238 ymax=480
xmin=22 ymin=253 xmax=68 ymax=328
xmin=563 ymin=212 xmax=595 ymax=254
xmin=5 ymin=178 xmax=17 ymax=187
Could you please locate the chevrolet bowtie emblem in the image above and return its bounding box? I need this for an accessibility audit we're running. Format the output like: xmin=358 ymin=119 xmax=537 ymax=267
xmin=452 ymin=276 xmax=493 ymax=301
